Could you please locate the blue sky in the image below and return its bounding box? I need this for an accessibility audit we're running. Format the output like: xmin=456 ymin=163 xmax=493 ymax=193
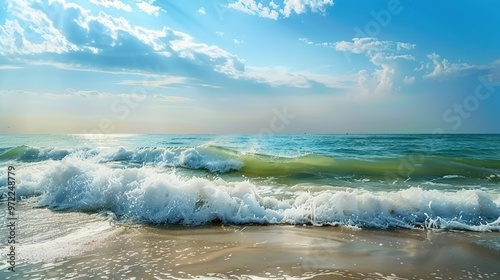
xmin=0 ymin=0 xmax=499 ymax=133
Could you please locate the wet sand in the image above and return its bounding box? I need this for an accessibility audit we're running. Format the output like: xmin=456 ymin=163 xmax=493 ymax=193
xmin=4 ymin=215 xmax=500 ymax=279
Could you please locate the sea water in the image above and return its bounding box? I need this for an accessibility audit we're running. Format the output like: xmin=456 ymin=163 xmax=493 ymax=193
xmin=1 ymin=134 xmax=499 ymax=230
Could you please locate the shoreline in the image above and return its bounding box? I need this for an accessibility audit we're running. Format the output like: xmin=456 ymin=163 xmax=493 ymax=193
xmin=4 ymin=217 xmax=500 ymax=279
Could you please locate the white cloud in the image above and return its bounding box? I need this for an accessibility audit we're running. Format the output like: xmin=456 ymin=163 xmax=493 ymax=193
xmin=0 ymin=0 xmax=246 ymax=82
xmin=77 ymin=10 xmax=170 ymax=51
xmin=282 ymin=0 xmax=333 ymax=17
xmin=333 ymin=37 xmax=393 ymax=55
xmin=197 ymin=7 xmax=206 ymax=15
xmin=233 ymin=39 xmax=243 ymax=44
xmin=22 ymin=60 xmax=163 ymax=76
xmin=215 ymin=31 xmax=224 ymax=36
xmin=120 ymin=76 xmax=189 ymax=88
xmin=0 ymin=65 xmax=23 ymax=70
xmin=369 ymin=53 xmax=415 ymax=66
xmin=89 ymin=0 xmax=132 ymax=12
xmin=356 ymin=70 xmax=377 ymax=94
xmin=414 ymin=64 xmax=425 ymax=71
xmin=404 ymin=76 xmax=415 ymax=84
xmin=424 ymin=53 xmax=474 ymax=78
xmin=169 ymin=31 xmax=245 ymax=78
xmin=331 ymin=37 xmax=416 ymax=94
xmin=298 ymin=37 xmax=313 ymax=45
xmin=0 ymin=1 xmax=79 ymax=55
xmin=154 ymin=95 xmax=193 ymax=103
xmin=228 ymin=0 xmax=280 ymax=20
xmin=375 ymin=64 xmax=395 ymax=92
xmin=136 ymin=1 xmax=161 ymax=16
xmin=244 ymin=65 xmax=355 ymax=89
xmin=298 ymin=37 xmax=422 ymax=94
xmin=397 ymin=42 xmax=416 ymax=51
xmin=229 ymin=0 xmax=333 ymax=19
xmin=244 ymin=66 xmax=312 ymax=88
xmin=487 ymin=60 xmax=500 ymax=85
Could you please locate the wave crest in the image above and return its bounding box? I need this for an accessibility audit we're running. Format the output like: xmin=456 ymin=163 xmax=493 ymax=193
xmin=4 ymin=157 xmax=499 ymax=231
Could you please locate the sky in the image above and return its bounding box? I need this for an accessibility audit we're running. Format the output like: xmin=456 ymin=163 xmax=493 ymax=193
xmin=0 ymin=0 xmax=499 ymax=134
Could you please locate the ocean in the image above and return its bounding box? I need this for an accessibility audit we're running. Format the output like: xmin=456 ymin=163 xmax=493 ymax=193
xmin=1 ymin=134 xmax=500 ymax=279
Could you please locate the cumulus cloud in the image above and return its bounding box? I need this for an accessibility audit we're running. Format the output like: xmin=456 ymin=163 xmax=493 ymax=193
xmin=228 ymin=0 xmax=280 ymax=20
xmin=331 ymin=37 xmax=416 ymax=94
xmin=397 ymin=42 xmax=416 ymax=51
xmin=0 ymin=0 xmax=245 ymax=82
xmin=333 ymin=37 xmax=398 ymax=55
xmin=228 ymin=0 xmax=332 ymax=19
xmin=282 ymin=0 xmax=333 ymax=17
xmin=0 ymin=1 xmax=79 ymax=55
xmin=297 ymin=37 xmax=422 ymax=94
xmin=270 ymin=1 xmax=279 ymax=9
xmin=326 ymin=38 xmax=491 ymax=93
xmin=136 ymin=1 xmax=161 ymax=16
xmin=423 ymin=53 xmax=474 ymax=78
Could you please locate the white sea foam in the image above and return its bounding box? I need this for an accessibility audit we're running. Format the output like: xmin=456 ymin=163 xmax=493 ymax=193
xmin=19 ymin=220 xmax=119 ymax=262
xmin=1 ymin=145 xmax=243 ymax=173
xmin=103 ymin=146 xmax=243 ymax=172
xmin=18 ymin=147 xmax=72 ymax=161
xmin=3 ymin=157 xmax=499 ymax=231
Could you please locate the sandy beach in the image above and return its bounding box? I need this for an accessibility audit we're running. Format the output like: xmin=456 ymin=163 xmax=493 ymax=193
xmin=3 ymin=203 xmax=499 ymax=280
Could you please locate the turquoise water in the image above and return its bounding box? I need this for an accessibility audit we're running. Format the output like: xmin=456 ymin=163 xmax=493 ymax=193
xmin=1 ymin=134 xmax=499 ymax=230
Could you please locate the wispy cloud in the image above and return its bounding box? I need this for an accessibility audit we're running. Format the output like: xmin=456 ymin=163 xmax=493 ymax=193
xmin=153 ymin=95 xmax=193 ymax=102
xmin=298 ymin=38 xmax=313 ymax=45
xmin=119 ymin=76 xmax=189 ymax=88
xmin=89 ymin=0 xmax=132 ymax=12
xmin=331 ymin=37 xmax=411 ymax=56
xmin=0 ymin=65 xmax=22 ymax=70
xmin=243 ymin=66 xmax=354 ymax=89
xmin=403 ymin=76 xmax=415 ymax=84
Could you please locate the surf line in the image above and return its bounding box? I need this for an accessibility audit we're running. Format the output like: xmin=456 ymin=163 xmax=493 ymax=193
xmin=6 ymin=166 xmax=16 ymax=273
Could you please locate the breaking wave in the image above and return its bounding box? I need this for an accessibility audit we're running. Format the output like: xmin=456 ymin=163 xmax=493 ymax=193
xmin=2 ymin=156 xmax=499 ymax=231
